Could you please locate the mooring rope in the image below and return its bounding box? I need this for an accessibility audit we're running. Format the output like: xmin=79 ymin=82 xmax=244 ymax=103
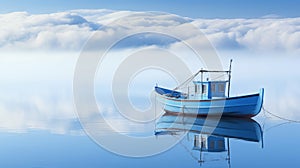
xmin=173 ymin=70 xmax=201 ymax=90
xmin=262 ymin=106 xmax=300 ymax=123
xmin=171 ymin=134 xmax=199 ymax=161
xmin=264 ymin=121 xmax=292 ymax=132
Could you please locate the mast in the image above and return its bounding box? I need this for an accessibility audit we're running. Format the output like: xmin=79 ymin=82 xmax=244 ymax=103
xmin=201 ymin=68 xmax=203 ymax=99
xmin=227 ymin=59 xmax=233 ymax=97
xmin=227 ymin=138 xmax=231 ymax=168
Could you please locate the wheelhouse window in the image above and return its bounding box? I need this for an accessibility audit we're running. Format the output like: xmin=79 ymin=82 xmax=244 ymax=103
xmin=218 ymin=83 xmax=225 ymax=92
xmin=211 ymin=84 xmax=216 ymax=92
xmin=194 ymin=84 xmax=201 ymax=93
xmin=202 ymin=84 xmax=207 ymax=94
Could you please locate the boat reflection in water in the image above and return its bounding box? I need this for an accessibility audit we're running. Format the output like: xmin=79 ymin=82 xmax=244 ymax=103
xmin=155 ymin=112 xmax=263 ymax=166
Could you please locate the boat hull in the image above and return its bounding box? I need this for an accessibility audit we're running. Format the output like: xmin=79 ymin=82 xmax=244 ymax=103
xmin=155 ymin=87 xmax=264 ymax=117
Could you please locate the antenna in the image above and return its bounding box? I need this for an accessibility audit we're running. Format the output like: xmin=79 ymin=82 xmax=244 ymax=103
xmin=227 ymin=59 xmax=233 ymax=97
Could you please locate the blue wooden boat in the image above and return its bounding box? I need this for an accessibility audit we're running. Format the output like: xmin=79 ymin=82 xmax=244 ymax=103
xmin=154 ymin=60 xmax=264 ymax=117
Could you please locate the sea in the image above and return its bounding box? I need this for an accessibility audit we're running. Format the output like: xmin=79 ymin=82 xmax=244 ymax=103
xmin=0 ymin=50 xmax=299 ymax=168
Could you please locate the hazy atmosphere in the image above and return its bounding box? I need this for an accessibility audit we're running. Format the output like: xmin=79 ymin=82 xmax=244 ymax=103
xmin=1 ymin=1 xmax=300 ymax=167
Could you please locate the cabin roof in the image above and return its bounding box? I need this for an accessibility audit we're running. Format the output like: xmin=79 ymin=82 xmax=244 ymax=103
xmin=193 ymin=80 xmax=229 ymax=84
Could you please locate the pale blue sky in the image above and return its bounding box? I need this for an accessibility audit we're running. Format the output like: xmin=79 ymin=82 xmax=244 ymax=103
xmin=0 ymin=0 xmax=299 ymax=18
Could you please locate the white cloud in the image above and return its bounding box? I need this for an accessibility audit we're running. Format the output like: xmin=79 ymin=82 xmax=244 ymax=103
xmin=0 ymin=11 xmax=101 ymax=50
xmin=1 ymin=9 xmax=299 ymax=52
xmin=193 ymin=18 xmax=300 ymax=51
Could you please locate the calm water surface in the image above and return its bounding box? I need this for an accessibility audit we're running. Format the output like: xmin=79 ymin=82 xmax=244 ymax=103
xmin=0 ymin=102 xmax=299 ymax=168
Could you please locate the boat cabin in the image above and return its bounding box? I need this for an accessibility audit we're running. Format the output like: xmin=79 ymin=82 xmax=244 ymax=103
xmin=193 ymin=135 xmax=226 ymax=152
xmin=192 ymin=80 xmax=228 ymax=99
xmin=193 ymin=134 xmax=229 ymax=165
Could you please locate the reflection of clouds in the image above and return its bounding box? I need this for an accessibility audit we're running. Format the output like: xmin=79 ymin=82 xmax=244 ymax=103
xmin=96 ymin=102 xmax=156 ymax=135
xmin=0 ymin=88 xmax=82 ymax=134
xmin=0 ymin=85 xmax=154 ymax=135
xmin=0 ymin=51 xmax=157 ymax=135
